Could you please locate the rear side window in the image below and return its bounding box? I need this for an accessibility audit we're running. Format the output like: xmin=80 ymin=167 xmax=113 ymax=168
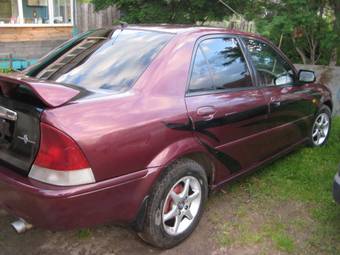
xmin=28 ymin=29 xmax=173 ymax=92
xmin=189 ymin=47 xmax=214 ymax=93
xmin=189 ymin=37 xmax=253 ymax=93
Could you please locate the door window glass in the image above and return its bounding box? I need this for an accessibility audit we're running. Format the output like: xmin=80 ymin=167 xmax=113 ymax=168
xmin=244 ymin=38 xmax=295 ymax=86
xmin=189 ymin=47 xmax=214 ymax=93
xmin=200 ymin=37 xmax=253 ymax=90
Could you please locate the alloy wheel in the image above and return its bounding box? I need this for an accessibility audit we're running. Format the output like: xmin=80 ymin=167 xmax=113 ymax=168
xmin=162 ymin=176 xmax=202 ymax=236
xmin=312 ymin=113 xmax=330 ymax=146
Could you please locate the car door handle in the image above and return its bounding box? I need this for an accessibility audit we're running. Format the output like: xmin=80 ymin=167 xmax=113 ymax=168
xmin=196 ymin=106 xmax=216 ymax=120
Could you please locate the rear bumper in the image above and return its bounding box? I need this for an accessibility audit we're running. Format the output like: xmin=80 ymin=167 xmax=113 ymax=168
xmin=333 ymin=171 xmax=340 ymax=204
xmin=0 ymin=166 xmax=159 ymax=230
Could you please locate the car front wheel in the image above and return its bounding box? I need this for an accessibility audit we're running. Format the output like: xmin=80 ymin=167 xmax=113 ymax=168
xmin=309 ymin=105 xmax=331 ymax=147
xmin=139 ymin=159 xmax=208 ymax=248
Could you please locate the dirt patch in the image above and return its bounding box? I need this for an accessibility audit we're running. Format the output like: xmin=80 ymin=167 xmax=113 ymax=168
xmin=0 ymin=177 xmax=332 ymax=255
xmin=0 ymin=189 xmax=334 ymax=255
xmin=0 ymin=208 xmax=218 ymax=255
xmin=209 ymin=192 xmax=317 ymax=255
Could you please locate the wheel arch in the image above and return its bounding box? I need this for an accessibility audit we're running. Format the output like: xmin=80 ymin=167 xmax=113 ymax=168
xmin=147 ymin=137 xmax=216 ymax=188
xmin=183 ymin=152 xmax=215 ymax=187
xmin=133 ymin=140 xmax=216 ymax=232
xmin=323 ymin=100 xmax=333 ymax=112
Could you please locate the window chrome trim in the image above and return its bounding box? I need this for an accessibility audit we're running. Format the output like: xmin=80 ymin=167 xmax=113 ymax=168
xmin=185 ymin=33 xmax=257 ymax=97
xmin=186 ymin=85 xmax=262 ymax=97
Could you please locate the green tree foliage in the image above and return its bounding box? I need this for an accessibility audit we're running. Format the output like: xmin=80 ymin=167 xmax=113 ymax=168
xmin=92 ymin=0 xmax=338 ymax=65
xmin=255 ymin=0 xmax=338 ymax=65
xmin=92 ymin=0 xmax=241 ymax=24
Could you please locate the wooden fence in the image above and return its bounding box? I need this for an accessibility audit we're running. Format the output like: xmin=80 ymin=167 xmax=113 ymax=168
xmin=75 ymin=3 xmax=120 ymax=33
xmin=206 ymin=19 xmax=256 ymax=33
xmin=227 ymin=21 xmax=255 ymax=33
xmin=75 ymin=4 xmax=255 ymax=34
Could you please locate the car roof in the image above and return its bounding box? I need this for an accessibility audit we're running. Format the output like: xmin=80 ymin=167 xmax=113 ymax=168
xmin=123 ymin=24 xmax=264 ymax=40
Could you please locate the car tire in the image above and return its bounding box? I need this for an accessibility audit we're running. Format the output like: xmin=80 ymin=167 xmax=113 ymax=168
xmin=308 ymin=105 xmax=332 ymax=147
xmin=138 ymin=159 xmax=208 ymax=249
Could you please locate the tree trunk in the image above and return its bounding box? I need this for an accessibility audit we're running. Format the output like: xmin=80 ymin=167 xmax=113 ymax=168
xmin=292 ymin=37 xmax=308 ymax=64
xmin=310 ymin=44 xmax=316 ymax=65
xmin=311 ymin=40 xmax=318 ymax=65
xmin=330 ymin=49 xmax=337 ymax=66
xmin=296 ymin=46 xmax=308 ymax=65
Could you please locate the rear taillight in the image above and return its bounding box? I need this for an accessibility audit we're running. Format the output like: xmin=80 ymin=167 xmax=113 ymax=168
xmin=29 ymin=123 xmax=95 ymax=186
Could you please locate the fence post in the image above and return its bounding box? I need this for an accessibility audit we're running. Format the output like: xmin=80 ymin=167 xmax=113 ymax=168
xmin=9 ymin=54 xmax=13 ymax=70
xmin=77 ymin=3 xmax=120 ymax=32
xmin=81 ymin=3 xmax=89 ymax=32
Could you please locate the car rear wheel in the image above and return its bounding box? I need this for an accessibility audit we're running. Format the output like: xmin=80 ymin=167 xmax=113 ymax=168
xmin=139 ymin=159 xmax=208 ymax=248
xmin=309 ymin=105 xmax=331 ymax=147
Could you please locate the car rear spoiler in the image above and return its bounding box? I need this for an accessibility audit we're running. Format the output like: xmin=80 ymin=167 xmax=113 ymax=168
xmin=0 ymin=74 xmax=80 ymax=108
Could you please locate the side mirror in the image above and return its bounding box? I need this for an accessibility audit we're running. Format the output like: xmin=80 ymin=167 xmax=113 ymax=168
xmin=298 ymin=70 xmax=316 ymax=83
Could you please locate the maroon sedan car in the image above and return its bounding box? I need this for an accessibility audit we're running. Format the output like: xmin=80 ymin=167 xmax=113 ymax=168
xmin=0 ymin=25 xmax=332 ymax=248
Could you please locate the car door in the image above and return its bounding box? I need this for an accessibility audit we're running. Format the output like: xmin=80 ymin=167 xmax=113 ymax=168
xmin=185 ymin=36 xmax=271 ymax=179
xmin=242 ymin=37 xmax=318 ymax=152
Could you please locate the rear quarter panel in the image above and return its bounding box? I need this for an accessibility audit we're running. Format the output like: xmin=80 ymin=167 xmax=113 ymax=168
xmin=41 ymin=33 xmax=203 ymax=181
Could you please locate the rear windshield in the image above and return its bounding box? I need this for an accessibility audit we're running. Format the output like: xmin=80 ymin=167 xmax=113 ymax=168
xmin=26 ymin=29 xmax=173 ymax=92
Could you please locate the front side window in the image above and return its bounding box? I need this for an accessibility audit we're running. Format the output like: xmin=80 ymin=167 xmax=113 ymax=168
xmin=244 ymin=38 xmax=295 ymax=86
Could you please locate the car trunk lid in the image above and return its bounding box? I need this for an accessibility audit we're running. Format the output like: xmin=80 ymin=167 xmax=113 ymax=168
xmin=0 ymin=75 xmax=80 ymax=107
xmin=0 ymin=74 xmax=81 ymax=174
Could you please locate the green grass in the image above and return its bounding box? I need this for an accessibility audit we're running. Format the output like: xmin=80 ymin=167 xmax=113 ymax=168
xmin=0 ymin=68 xmax=12 ymax=74
xmin=77 ymin=229 xmax=92 ymax=239
xmin=214 ymin=117 xmax=340 ymax=254
xmin=272 ymin=233 xmax=295 ymax=253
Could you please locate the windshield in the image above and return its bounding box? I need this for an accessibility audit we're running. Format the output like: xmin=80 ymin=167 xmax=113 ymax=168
xmin=27 ymin=29 xmax=173 ymax=92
